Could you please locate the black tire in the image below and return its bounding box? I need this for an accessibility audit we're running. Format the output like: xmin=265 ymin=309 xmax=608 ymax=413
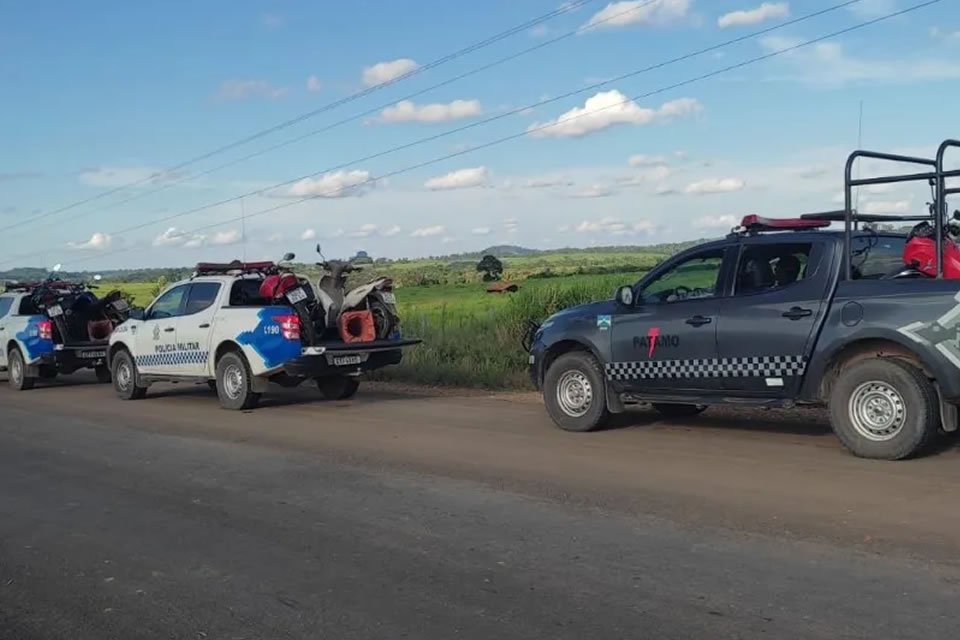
xmin=95 ymin=364 xmax=112 ymax=384
xmin=111 ymin=349 xmax=147 ymax=400
xmin=317 ymin=376 xmax=360 ymax=400
xmin=368 ymin=296 xmax=395 ymax=339
xmin=543 ymin=351 xmax=610 ymax=432
xmin=652 ymin=403 xmax=706 ymax=419
xmin=215 ymin=351 xmax=260 ymax=411
xmin=7 ymin=347 xmax=35 ymax=391
xmin=829 ymin=358 xmax=939 ymax=460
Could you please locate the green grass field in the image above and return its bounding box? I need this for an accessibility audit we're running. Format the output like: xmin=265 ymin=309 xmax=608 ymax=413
xmin=99 ymin=249 xmax=674 ymax=390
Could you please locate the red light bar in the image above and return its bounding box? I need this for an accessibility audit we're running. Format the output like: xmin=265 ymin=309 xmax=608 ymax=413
xmin=740 ymin=215 xmax=831 ymax=232
xmin=195 ymin=260 xmax=276 ymax=274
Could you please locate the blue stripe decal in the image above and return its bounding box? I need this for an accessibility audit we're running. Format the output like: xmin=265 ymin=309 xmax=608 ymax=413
xmin=15 ymin=315 xmax=54 ymax=361
xmin=236 ymin=306 xmax=301 ymax=369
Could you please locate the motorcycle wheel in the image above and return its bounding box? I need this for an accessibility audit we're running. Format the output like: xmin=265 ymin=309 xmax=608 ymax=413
xmin=368 ymin=296 xmax=394 ymax=340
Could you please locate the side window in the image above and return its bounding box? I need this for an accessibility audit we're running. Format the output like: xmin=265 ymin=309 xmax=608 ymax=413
xmin=851 ymin=235 xmax=907 ymax=279
xmin=640 ymin=249 xmax=725 ymax=304
xmin=147 ymin=285 xmax=188 ymax=320
xmin=0 ymin=296 xmax=13 ymax=318
xmin=184 ymin=283 xmax=221 ymax=315
xmin=18 ymin=296 xmax=39 ymax=315
xmin=735 ymin=243 xmax=812 ymax=296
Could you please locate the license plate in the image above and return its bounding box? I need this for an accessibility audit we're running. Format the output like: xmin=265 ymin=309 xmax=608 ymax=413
xmin=112 ymin=299 xmax=129 ymax=311
xmin=48 ymin=304 xmax=63 ymax=317
xmin=286 ymin=287 xmax=307 ymax=304
xmin=332 ymin=354 xmax=362 ymax=366
xmin=380 ymin=292 xmax=396 ymax=305
xmin=79 ymin=350 xmax=106 ymax=360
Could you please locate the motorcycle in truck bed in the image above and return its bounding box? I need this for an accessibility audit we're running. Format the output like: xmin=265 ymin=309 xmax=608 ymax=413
xmin=107 ymin=258 xmax=421 ymax=410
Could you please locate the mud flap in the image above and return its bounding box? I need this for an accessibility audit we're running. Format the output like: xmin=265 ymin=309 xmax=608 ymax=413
xmin=251 ymin=376 xmax=272 ymax=394
xmin=937 ymin=385 xmax=958 ymax=432
xmin=606 ymin=384 xmax=626 ymax=414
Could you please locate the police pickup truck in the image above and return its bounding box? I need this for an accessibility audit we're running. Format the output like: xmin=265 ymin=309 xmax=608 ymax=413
xmin=527 ymin=140 xmax=960 ymax=460
xmin=107 ymin=262 xmax=419 ymax=410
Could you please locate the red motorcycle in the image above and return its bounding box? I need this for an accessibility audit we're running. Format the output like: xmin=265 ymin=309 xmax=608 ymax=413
xmin=902 ymin=211 xmax=960 ymax=278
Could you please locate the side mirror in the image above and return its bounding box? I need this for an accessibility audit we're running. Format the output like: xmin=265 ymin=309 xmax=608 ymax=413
xmin=282 ymin=252 xmax=295 ymax=262
xmin=128 ymin=308 xmax=145 ymax=321
xmin=315 ymin=243 xmax=322 ymax=254
xmin=93 ymin=274 xmax=102 ymax=281
xmin=615 ymin=285 xmax=635 ymax=307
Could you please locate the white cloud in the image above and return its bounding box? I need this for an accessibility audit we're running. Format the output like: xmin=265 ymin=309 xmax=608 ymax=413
xmin=380 ymin=99 xmax=482 ymax=123
xmin=528 ymin=91 xmax=701 ymax=138
xmin=441 ymin=236 xmax=456 ymax=244
xmin=301 ymin=229 xmax=317 ymax=241
xmin=760 ymin=38 xmax=960 ymax=86
xmin=529 ymin=24 xmax=550 ymax=38
xmin=930 ymin=27 xmax=960 ymax=41
xmin=306 ymin=75 xmax=322 ymax=92
xmin=655 ymin=184 xmax=679 ymax=196
xmin=568 ymin=216 xmax=654 ymax=235
xmin=211 ymin=229 xmax=242 ymax=246
xmin=618 ymin=165 xmax=673 ymax=185
xmin=286 ymin=170 xmax=374 ymax=198
xmin=520 ymin=175 xmax=573 ymax=188
xmin=424 ymin=166 xmax=489 ymax=190
xmin=581 ymin=0 xmax=690 ymax=31
xmin=505 ymin=218 xmax=519 ymax=234
xmin=362 ymin=58 xmax=418 ymax=87
xmin=153 ymin=227 xmax=187 ymax=247
xmin=471 ymin=226 xmax=492 ymax=235
xmin=573 ymin=184 xmax=615 ymax=198
xmin=717 ymin=3 xmax=789 ymax=28
xmin=848 ymin=0 xmax=896 ymax=18
xmin=410 ymin=225 xmax=445 ymax=237
xmin=68 ymin=232 xmax=112 ymax=250
xmin=266 ymin=232 xmax=284 ymax=244
xmin=628 ymin=154 xmax=669 ymax=167
xmin=347 ymin=223 xmax=379 ymax=238
xmin=216 ymin=79 xmax=288 ymax=101
xmin=685 ymin=178 xmax=745 ymax=195
xmin=694 ymin=214 xmax=740 ymax=229
xmin=862 ymin=199 xmax=912 ymax=214
xmin=382 ymin=225 xmax=402 ymax=237
xmin=183 ymin=235 xmax=205 ymax=249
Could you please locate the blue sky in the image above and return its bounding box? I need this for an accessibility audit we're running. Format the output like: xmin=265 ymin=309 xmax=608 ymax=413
xmin=2 ymin=0 xmax=959 ymax=269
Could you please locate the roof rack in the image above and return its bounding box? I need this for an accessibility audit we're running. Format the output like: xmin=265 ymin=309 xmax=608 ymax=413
xmin=194 ymin=260 xmax=275 ymax=276
xmin=733 ymin=214 xmax=831 ymax=235
xmin=799 ymin=210 xmax=929 ymax=223
xmin=841 ymin=139 xmax=960 ymax=278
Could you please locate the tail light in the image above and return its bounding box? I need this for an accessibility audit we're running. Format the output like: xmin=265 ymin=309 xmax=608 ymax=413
xmin=272 ymin=314 xmax=300 ymax=341
xmin=381 ymin=278 xmax=393 ymax=292
xmin=37 ymin=319 xmax=53 ymax=341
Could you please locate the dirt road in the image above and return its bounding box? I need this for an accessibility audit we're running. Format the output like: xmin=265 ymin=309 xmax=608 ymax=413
xmin=2 ymin=375 xmax=959 ymax=639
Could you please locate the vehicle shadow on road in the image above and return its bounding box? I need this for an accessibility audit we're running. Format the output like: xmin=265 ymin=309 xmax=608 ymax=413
xmin=602 ymin=405 xmax=835 ymax=438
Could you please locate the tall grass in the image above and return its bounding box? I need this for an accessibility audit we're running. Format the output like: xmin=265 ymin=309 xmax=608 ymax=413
xmin=373 ymin=273 xmax=635 ymax=389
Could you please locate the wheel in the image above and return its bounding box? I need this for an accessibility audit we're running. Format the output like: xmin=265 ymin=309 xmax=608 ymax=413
xmin=829 ymin=358 xmax=939 ymax=460
xmin=542 ymin=351 xmax=609 ymax=432
xmin=215 ymin=351 xmax=260 ymax=410
xmin=7 ymin=347 xmax=35 ymax=391
xmin=368 ymin=296 xmax=394 ymax=339
xmin=652 ymin=403 xmax=706 ymax=419
xmin=111 ymin=349 xmax=147 ymax=400
xmin=317 ymin=376 xmax=360 ymax=400
xmin=95 ymin=364 xmax=112 ymax=383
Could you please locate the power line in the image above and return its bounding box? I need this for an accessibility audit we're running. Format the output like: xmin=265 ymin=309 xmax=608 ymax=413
xmin=54 ymin=0 xmax=939 ymax=270
xmin=0 ymin=0 xmax=870 ymax=268
xmin=1 ymin=0 xmax=666 ymax=236
xmin=5 ymin=0 xmax=599 ymax=232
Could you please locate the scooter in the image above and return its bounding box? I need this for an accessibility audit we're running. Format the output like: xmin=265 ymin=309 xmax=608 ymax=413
xmin=313 ymin=244 xmax=399 ymax=340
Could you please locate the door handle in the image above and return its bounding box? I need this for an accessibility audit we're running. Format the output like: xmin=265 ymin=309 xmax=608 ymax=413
xmin=164 ymin=327 xmax=175 ymax=332
xmin=198 ymin=323 xmax=210 ymax=329
xmin=782 ymin=307 xmax=812 ymax=320
xmin=685 ymin=315 xmax=712 ymax=327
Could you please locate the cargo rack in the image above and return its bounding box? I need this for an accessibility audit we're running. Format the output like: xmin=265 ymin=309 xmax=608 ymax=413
xmin=794 ymin=138 xmax=960 ymax=279
xmin=193 ymin=260 xmax=276 ymax=277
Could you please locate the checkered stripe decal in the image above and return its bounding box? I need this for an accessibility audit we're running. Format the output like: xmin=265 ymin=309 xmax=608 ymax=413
xmin=605 ymin=355 xmax=806 ymax=381
xmin=135 ymin=351 xmax=209 ymax=368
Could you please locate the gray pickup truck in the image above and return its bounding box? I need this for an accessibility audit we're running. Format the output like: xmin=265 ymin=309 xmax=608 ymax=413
xmin=527 ymin=139 xmax=960 ymax=460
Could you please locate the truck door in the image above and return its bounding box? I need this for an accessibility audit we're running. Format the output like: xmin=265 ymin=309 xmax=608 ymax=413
xmin=0 ymin=295 xmax=14 ymax=368
xmin=135 ymin=284 xmax=188 ymax=375
xmin=176 ymin=281 xmax=222 ymax=377
xmin=716 ymin=239 xmax=830 ymax=396
xmin=611 ymin=246 xmax=729 ymax=394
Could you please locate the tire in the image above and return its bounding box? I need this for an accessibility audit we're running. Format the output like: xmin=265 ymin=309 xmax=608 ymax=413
xmin=7 ymin=347 xmax=35 ymax=391
xmin=111 ymin=349 xmax=147 ymax=400
xmin=543 ymin=351 xmax=610 ymax=432
xmin=317 ymin=375 xmax=360 ymax=400
xmin=215 ymin=351 xmax=260 ymax=411
xmin=95 ymin=364 xmax=112 ymax=384
xmin=652 ymin=403 xmax=706 ymax=419
xmin=829 ymin=358 xmax=939 ymax=460
xmin=368 ymin=296 xmax=395 ymax=339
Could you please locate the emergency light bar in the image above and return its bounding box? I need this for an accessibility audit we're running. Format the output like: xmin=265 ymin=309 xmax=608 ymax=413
xmin=194 ymin=260 xmax=276 ymax=276
xmin=737 ymin=215 xmax=831 ymax=233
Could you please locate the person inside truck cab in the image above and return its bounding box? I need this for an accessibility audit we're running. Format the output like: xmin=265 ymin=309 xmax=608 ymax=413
xmin=773 ymin=254 xmax=801 ymax=288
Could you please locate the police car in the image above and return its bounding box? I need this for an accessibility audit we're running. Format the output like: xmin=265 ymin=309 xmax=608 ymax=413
xmin=107 ymin=262 xmax=419 ymax=410
xmin=526 ymin=138 xmax=960 ymax=460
